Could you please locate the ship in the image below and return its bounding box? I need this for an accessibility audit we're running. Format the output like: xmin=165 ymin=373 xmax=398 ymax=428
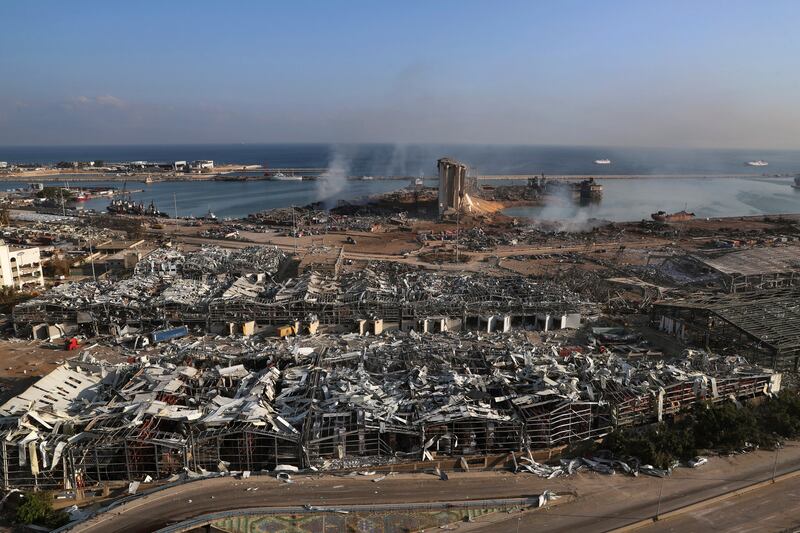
xmin=574 ymin=177 xmax=603 ymax=198
xmin=793 ymin=176 xmax=800 ymax=189
xmin=746 ymin=160 xmax=769 ymax=167
xmin=651 ymin=210 xmax=695 ymax=222
xmin=266 ymin=172 xmax=303 ymax=181
xmin=594 ymin=158 xmax=611 ymax=165
xmin=107 ymin=199 xmax=168 ymax=217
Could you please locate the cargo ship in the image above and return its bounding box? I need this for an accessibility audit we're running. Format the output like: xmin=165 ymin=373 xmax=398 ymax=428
xmin=651 ymin=210 xmax=695 ymax=222
xmin=575 ymin=177 xmax=603 ymax=198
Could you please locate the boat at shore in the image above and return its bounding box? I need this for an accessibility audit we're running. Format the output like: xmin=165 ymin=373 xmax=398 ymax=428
xmin=746 ymin=160 xmax=768 ymax=167
xmin=651 ymin=210 xmax=695 ymax=222
xmin=107 ymin=199 xmax=168 ymax=217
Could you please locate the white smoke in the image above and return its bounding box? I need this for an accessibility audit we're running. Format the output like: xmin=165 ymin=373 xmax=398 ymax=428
xmin=317 ymin=149 xmax=350 ymax=208
xmin=526 ymin=180 xmax=610 ymax=233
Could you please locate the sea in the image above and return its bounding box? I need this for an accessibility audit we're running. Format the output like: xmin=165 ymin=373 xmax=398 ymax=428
xmin=1 ymin=144 xmax=798 ymax=221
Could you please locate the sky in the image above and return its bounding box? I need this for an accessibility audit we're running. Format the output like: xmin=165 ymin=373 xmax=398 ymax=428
xmin=1 ymin=0 xmax=799 ymax=148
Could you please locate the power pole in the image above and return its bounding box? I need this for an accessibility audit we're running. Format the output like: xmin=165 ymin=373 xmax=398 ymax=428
xmin=173 ymin=192 xmax=178 ymax=239
xmin=455 ymin=192 xmax=463 ymax=263
xmin=292 ymin=205 xmax=298 ymax=255
xmin=88 ymin=228 xmax=97 ymax=282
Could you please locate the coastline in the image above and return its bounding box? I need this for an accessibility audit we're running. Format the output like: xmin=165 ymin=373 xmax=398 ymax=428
xmin=0 ymin=170 xmax=787 ymax=183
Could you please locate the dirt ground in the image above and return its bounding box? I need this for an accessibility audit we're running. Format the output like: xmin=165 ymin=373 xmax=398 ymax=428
xmin=0 ymin=339 xmax=68 ymax=403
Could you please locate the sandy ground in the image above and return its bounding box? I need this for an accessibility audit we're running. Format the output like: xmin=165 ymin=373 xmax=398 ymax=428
xmin=0 ymin=340 xmax=132 ymax=405
xmin=0 ymin=339 xmax=68 ymax=403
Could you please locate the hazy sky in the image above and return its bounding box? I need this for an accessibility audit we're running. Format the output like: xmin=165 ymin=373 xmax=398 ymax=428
xmin=2 ymin=1 xmax=799 ymax=148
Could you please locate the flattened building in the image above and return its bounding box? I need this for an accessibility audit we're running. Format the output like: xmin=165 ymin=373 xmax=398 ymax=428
xmin=653 ymin=287 xmax=800 ymax=370
xmin=687 ymin=245 xmax=800 ymax=293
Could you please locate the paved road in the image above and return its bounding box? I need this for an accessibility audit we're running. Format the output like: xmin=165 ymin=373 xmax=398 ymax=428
xmin=71 ymin=443 xmax=800 ymax=533
xmin=639 ymin=473 xmax=800 ymax=533
xmin=463 ymin=445 xmax=800 ymax=533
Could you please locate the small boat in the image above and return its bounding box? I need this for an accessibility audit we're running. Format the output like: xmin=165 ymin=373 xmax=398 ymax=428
xmin=651 ymin=210 xmax=695 ymax=222
xmin=594 ymin=158 xmax=611 ymax=165
xmin=746 ymin=160 xmax=769 ymax=167
xmin=144 ymin=176 xmax=153 ymax=184
xmin=360 ymin=176 xmax=374 ymax=180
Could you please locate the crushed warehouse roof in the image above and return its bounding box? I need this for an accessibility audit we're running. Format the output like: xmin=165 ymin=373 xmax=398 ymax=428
xmin=653 ymin=287 xmax=800 ymax=368
xmin=0 ymin=331 xmax=780 ymax=489
xmin=13 ymin=252 xmax=587 ymax=334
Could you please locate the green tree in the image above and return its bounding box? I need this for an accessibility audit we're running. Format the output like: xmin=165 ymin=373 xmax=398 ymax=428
xmin=14 ymin=492 xmax=69 ymax=528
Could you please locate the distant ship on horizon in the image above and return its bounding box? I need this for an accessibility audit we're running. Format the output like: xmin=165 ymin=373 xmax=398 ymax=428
xmin=594 ymin=158 xmax=611 ymax=165
xmin=746 ymin=160 xmax=769 ymax=167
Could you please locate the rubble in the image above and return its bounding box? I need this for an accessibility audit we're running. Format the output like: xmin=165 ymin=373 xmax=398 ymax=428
xmin=0 ymin=330 xmax=779 ymax=490
xmin=14 ymin=251 xmax=587 ymax=338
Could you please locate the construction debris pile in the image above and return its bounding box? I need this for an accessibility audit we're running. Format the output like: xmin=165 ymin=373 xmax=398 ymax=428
xmin=0 ymin=332 xmax=779 ymax=490
xmin=247 ymin=207 xmax=414 ymax=235
xmin=0 ymin=222 xmax=124 ymax=247
xmin=13 ymin=254 xmax=586 ymax=338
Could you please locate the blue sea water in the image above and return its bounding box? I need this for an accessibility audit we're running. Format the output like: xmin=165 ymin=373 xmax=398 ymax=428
xmin=1 ymin=144 xmax=798 ymax=220
xmin=2 ymin=143 xmax=800 ymax=176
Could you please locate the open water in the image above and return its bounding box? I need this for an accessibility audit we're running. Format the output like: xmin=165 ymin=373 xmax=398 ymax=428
xmin=1 ymin=144 xmax=798 ymax=220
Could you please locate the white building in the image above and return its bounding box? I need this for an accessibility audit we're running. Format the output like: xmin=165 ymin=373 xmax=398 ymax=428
xmin=0 ymin=244 xmax=45 ymax=289
xmin=0 ymin=162 xmax=8 ymax=169
xmin=190 ymin=160 xmax=214 ymax=172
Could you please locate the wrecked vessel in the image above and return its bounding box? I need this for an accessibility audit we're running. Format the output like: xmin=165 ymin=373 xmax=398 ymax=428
xmin=651 ymin=210 xmax=695 ymax=222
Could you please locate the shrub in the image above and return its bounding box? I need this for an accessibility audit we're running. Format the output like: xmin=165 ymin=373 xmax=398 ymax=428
xmin=596 ymin=391 xmax=800 ymax=468
xmin=757 ymin=390 xmax=800 ymax=440
xmin=603 ymin=422 xmax=697 ymax=469
xmin=14 ymin=492 xmax=69 ymax=528
xmin=693 ymin=402 xmax=770 ymax=451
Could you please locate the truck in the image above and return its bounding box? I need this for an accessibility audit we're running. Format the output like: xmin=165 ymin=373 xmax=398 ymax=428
xmin=134 ymin=325 xmax=189 ymax=349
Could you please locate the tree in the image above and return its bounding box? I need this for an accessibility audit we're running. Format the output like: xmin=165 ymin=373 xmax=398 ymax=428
xmin=14 ymin=492 xmax=69 ymax=528
xmin=93 ymin=160 xmax=105 ymax=167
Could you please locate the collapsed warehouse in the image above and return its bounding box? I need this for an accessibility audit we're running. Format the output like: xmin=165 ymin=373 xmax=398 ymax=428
xmin=659 ymin=244 xmax=800 ymax=293
xmin=13 ymin=247 xmax=585 ymax=339
xmin=653 ymin=287 xmax=800 ymax=371
xmin=0 ymin=332 xmax=780 ymax=490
